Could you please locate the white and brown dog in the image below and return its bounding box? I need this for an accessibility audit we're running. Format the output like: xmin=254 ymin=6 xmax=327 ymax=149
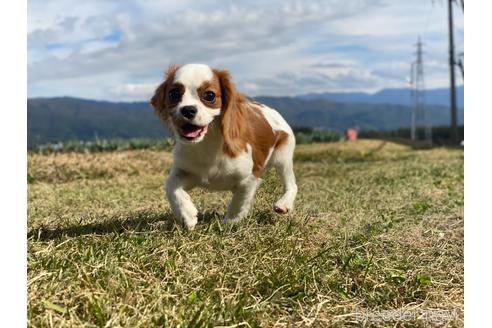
xmin=151 ymin=63 xmax=297 ymax=230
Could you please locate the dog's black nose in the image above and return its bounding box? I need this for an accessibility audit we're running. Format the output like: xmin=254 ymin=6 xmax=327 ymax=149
xmin=180 ymin=106 xmax=197 ymax=119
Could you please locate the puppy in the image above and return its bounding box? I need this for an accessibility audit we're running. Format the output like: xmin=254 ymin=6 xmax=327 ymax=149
xmin=151 ymin=64 xmax=297 ymax=230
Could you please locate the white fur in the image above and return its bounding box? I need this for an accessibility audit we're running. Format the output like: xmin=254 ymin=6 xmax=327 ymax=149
xmin=174 ymin=63 xmax=213 ymax=86
xmin=172 ymin=64 xmax=220 ymax=143
xmin=256 ymin=104 xmax=298 ymax=214
xmin=164 ymin=64 xmax=297 ymax=230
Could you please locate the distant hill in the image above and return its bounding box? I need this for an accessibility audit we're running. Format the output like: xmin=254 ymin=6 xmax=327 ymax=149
xmin=27 ymin=97 xmax=167 ymax=147
xmin=27 ymin=96 xmax=464 ymax=147
xmin=297 ymin=86 xmax=464 ymax=107
xmin=256 ymin=96 xmax=463 ymax=131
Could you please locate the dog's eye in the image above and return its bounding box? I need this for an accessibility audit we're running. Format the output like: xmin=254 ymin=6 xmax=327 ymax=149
xmin=203 ymin=91 xmax=216 ymax=102
xmin=168 ymin=89 xmax=181 ymax=102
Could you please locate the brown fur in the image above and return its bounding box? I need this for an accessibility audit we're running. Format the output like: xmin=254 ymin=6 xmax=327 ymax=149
xmin=150 ymin=64 xmax=181 ymax=121
xmin=215 ymin=69 xmax=281 ymax=177
xmin=197 ymin=77 xmax=222 ymax=109
xmin=274 ymin=130 xmax=290 ymax=149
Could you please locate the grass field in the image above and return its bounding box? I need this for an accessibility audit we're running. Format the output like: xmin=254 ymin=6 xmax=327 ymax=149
xmin=27 ymin=140 xmax=464 ymax=327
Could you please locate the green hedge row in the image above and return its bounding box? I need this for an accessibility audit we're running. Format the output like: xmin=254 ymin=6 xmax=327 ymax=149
xmin=30 ymin=129 xmax=345 ymax=154
xmin=31 ymin=138 xmax=175 ymax=154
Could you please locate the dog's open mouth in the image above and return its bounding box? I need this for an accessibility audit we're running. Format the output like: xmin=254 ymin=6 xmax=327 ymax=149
xmin=179 ymin=123 xmax=208 ymax=140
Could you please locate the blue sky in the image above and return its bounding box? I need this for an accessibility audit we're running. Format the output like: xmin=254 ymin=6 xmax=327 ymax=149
xmin=27 ymin=0 xmax=464 ymax=101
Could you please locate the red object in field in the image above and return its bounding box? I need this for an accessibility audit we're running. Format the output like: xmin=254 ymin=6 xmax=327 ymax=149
xmin=345 ymin=128 xmax=358 ymax=141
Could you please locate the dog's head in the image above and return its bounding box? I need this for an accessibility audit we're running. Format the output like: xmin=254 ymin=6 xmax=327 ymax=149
xmin=151 ymin=63 xmax=241 ymax=144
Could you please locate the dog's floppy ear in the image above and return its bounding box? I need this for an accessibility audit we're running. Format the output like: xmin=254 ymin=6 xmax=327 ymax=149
xmin=150 ymin=64 xmax=180 ymax=120
xmin=215 ymin=69 xmax=247 ymax=156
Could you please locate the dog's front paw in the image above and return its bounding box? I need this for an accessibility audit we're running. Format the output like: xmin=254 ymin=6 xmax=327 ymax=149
xmin=183 ymin=218 xmax=197 ymax=230
xmin=175 ymin=203 xmax=198 ymax=230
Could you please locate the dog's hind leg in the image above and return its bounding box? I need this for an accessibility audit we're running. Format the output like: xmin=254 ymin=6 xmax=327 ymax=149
xmin=270 ymin=135 xmax=298 ymax=214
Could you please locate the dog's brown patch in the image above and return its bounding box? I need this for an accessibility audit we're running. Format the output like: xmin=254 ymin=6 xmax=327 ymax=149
xmin=215 ymin=69 xmax=288 ymax=177
xmin=275 ymin=130 xmax=290 ymax=149
xmin=197 ymin=77 xmax=222 ymax=109
xmin=150 ymin=64 xmax=181 ymax=121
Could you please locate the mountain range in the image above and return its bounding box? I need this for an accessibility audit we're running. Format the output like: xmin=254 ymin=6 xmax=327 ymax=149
xmin=298 ymin=86 xmax=464 ymax=107
xmin=27 ymin=87 xmax=464 ymax=147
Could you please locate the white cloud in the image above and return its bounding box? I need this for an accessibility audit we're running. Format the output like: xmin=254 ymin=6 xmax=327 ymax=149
xmin=110 ymin=83 xmax=156 ymax=100
xmin=27 ymin=0 xmax=464 ymax=100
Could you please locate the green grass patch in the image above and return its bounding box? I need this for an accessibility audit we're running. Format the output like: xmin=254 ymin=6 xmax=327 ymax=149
xmin=27 ymin=140 xmax=463 ymax=327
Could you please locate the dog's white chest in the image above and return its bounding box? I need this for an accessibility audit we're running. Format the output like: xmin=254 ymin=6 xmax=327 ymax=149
xmin=173 ymin=142 xmax=254 ymax=191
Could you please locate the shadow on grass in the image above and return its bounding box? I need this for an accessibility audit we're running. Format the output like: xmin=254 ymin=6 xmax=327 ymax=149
xmin=253 ymin=209 xmax=277 ymax=225
xmin=28 ymin=208 xmax=279 ymax=241
xmin=28 ymin=211 xmax=178 ymax=241
xmin=197 ymin=206 xmax=278 ymax=224
xmin=198 ymin=209 xmax=223 ymax=224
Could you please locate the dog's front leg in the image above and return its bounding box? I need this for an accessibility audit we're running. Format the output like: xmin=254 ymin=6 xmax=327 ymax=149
xmin=165 ymin=169 xmax=198 ymax=230
xmin=224 ymin=175 xmax=260 ymax=223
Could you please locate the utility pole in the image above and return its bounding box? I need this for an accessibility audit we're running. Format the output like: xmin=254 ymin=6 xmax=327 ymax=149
xmin=410 ymin=61 xmax=416 ymax=141
xmin=457 ymin=52 xmax=464 ymax=78
xmin=448 ymin=0 xmax=458 ymax=143
xmin=411 ymin=37 xmax=431 ymax=143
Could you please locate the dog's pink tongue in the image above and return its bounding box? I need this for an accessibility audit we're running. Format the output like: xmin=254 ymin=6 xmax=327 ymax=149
xmin=182 ymin=125 xmax=204 ymax=138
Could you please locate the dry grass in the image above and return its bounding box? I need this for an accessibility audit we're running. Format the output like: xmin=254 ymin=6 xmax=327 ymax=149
xmin=27 ymin=140 xmax=464 ymax=327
